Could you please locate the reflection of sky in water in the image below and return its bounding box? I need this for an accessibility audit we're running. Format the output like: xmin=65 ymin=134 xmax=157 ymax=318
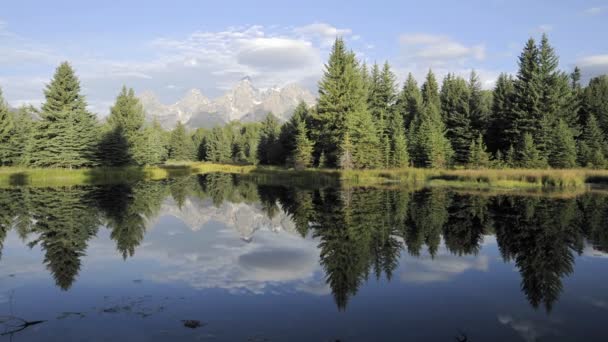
xmin=1 ymin=193 xmax=608 ymax=341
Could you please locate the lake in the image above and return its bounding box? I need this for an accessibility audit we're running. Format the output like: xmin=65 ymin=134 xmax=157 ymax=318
xmin=0 ymin=174 xmax=607 ymax=341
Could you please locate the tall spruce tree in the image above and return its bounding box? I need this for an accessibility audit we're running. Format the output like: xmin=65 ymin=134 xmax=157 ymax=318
xmin=395 ymin=73 xmax=423 ymax=129
xmin=507 ymin=38 xmax=542 ymax=151
xmin=487 ymin=73 xmax=515 ymax=153
xmin=441 ymin=74 xmax=473 ymax=164
xmin=411 ymin=70 xmax=453 ymax=168
xmin=99 ymin=86 xmax=146 ymax=166
xmin=29 ymin=62 xmax=99 ymax=168
xmin=468 ymin=70 xmax=488 ymax=135
xmin=316 ymin=38 xmax=380 ymax=169
xmin=421 ymin=69 xmax=441 ymax=112
xmin=390 ymin=109 xmax=409 ymax=168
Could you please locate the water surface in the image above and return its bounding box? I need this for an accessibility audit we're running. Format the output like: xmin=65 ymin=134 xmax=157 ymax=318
xmin=1 ymin=174 xmax=607 ymax=341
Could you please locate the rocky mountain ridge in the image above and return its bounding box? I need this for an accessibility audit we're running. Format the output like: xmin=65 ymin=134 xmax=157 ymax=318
xmin=139 ymin=77 xmax=316 ymax=129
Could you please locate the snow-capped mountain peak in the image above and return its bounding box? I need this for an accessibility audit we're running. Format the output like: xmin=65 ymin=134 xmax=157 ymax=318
xmin=139 ymin=79 xmax=315 ymax=129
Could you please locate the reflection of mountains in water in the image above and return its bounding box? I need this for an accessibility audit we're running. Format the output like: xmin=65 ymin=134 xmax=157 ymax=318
xmin=1 ymin=174 xmax=608 ymax=312
xmin=156 ymin=196 xmax=298 ymax=241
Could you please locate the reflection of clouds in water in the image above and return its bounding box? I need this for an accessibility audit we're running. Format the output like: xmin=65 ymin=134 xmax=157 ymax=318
xmin=134 ymin=204 xmax=326 ymax=295
xmin=498 ymin=314 xmax=560 ymax=342
xmin=582 ymin=245 xmax=608 ymax=258
xmin=583 ymin=296 xmax=608 ymax=309
xmin=400 ymin=239 xmax=491 ymax=284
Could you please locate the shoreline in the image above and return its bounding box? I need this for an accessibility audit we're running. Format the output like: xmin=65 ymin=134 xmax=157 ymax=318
xmin=2 ymin=162 xmax=608 ymax=190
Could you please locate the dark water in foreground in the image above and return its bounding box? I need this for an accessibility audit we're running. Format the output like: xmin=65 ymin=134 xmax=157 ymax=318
xmin=0 ymin=174 xmax=607 ymax=341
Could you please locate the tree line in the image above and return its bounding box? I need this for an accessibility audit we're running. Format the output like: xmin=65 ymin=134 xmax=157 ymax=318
xmin=1 ymin=34 xmax=608 ymax=169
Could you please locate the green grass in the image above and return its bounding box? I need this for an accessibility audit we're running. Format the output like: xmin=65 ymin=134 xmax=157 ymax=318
xmin=2 ymin=163 xmax=608 ymax=190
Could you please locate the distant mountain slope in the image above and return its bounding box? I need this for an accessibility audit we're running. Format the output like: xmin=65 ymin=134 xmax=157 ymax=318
xmin=139 ymin=77 xmax=316 ymax=129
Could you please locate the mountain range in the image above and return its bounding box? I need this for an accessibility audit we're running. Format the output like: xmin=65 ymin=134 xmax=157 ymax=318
xmin=138 ymin=77 xmax=316 ymax=129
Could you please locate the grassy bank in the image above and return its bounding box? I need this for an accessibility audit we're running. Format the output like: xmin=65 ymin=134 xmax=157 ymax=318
xmin=2 ymin=162 xmax=608 ymax=189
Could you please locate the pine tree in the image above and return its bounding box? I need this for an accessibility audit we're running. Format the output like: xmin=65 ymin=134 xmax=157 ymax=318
xmin=569 ymin=66 xmax=584 ymax=129
xmin=519 ymin=133 xmax=547 ymax=168
xmin=390 ymin=108 xmax=409 ymax=168
xmin=290 ymin=117 xmax=313 ymax=170
xmin=441 ymin=74 xmax=473 ymax=164
xmin=411 ymin=70 xmax=453 ymax=168
xmin=487 ymin=73 xmax=515 ymax=153
xmin=258 ymin=113 xmax=283 ymax=165
xmin=29 ymin=62 xmax=99 ymax=168
xmin=315 ymin=38 xmax=350 ymax=166
xmin=100 ymin=86 xmax=147 ymax=166
xmin=581 ymin=75 xmax=608 ymax=135
xmin=138 ymin=118 xmax=168 ymax=165
xmin=97 ymin=124 xmax=131 ymax=166
xmin=168 ymin=121 xmax=194 ymax=161
xmin=205 ymin=126 xmax=232 ymax=163
xmin=468 ymin=134 xmax=491 ymax=169
xmin=421 ymin=70 xmax=441 ymax=111
xmin=316 ymin=38 xmax=380 ymax=169
xmin=9 ymin=106 xmax=35 ymax=166
xmin=468 ymin=70 xmax=488 ymax=135
xmin=578 ymin=114 xmax=607 ymax=168
xmin=395 ymin=73 xmax=423 ymax=129
xmin=412 ymin=105 xmax=454 ymax=168
xmin=506 ymin=145 xmax=517 ymax=168
xmin=279 ymin=101 xmax=310 ymax=161
xmin=507 ymin=38 xmax=542 ymax=150
xmin=549 ymin=120 xmax=577 ymax=168
xmin=0 ymin=88 xmax=16 ymax=166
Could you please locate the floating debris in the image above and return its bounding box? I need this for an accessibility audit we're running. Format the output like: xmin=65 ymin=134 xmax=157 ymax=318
xmin=182 ymin=320 xmax=205 ymax=329
xmin=57 ymin=312 xmax=86 ymax=319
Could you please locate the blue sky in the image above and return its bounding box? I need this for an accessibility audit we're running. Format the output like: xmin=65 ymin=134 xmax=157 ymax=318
xmin=1 ymin=0 xmax=607 ymax=115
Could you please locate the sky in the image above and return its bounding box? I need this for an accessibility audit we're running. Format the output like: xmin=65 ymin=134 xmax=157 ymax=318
xmin=1 ymin=0 xmax=607 ymax=115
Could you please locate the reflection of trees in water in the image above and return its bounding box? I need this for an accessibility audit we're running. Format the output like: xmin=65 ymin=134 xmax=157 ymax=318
xmin=2 ymin=176 xmax=608 ymax=311
xmin=444 ymin=194 xmax=490 ymax=256
xmin=491 ymin=196 xmax=584 ymax=312
xmin=26 ymin=187 xmax=100 ymax=290
xmin=93 ymin=182 xmax=167 ymax=259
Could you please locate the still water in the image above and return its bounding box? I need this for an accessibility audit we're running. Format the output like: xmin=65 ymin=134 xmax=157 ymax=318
xmin=0 ymin=174 xmax=607 ymax=341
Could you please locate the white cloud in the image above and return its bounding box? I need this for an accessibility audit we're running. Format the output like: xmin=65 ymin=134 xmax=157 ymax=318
xmin=0 ymin=23 xmax=334 ymax=113
xmin=394 ymin=33 xmax=498 ymax=90
xmin=576 ymin=54 xmax=608 ymax=84
xmin=236 ymin=38 xmax=319 ymax=70
xmin=294 ymin=22 xmax=352 ymax=45
xmin=399 ymin=33 xmax=486 ymax=62
xmin=498 ymin=314 xmax=560 ymax=342
xmin=584 ymin=7 xmax=605 ymax=15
